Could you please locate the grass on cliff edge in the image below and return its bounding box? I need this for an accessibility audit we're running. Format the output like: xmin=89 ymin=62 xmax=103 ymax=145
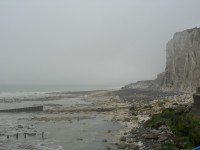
xmin=144 ymin=106 xmax=200 ymax=149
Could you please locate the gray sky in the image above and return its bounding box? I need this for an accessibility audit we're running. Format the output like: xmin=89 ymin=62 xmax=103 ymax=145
xmin=0 ymin=0 xmax=200 ymax=87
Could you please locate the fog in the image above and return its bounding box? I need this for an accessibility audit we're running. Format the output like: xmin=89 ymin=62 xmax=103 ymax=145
xmin=0 ymin=0 xmax=200 ymax=87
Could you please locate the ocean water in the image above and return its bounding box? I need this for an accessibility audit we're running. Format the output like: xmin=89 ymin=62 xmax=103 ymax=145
xmin=0 ymin=84 xmax=121 ymax=100
xmin=0 ymin=84 xmax=120 ymax=93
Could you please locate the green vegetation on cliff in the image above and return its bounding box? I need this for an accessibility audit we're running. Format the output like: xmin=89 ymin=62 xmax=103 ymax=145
xmin=144 ymin=106 xmax=200 ymax=149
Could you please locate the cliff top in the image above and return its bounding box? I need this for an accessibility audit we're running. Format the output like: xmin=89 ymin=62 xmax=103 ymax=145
xmin=173 ymin=27 xmax=200 ymax=39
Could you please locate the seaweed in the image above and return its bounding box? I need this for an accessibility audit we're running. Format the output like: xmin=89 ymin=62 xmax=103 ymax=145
xmin=144 ymin=106 xmax=200 ymax=149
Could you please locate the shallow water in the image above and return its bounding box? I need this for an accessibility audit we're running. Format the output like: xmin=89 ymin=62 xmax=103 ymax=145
xmin=0 ymin=94 xmax=121 ymax=150
xmin=0 ymin=97 xmax=90 ymax=110
xmin=0 ymin=112 xmax=121 ymax=150
xmin=41 ymin=113 xmax=120 ymax=150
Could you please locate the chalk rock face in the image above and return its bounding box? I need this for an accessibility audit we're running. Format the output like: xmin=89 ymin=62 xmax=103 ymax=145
xmin=123 ymin=27 xmax=200 ymax=92
xmin=162 ymin=28 xmax=200 ymax=91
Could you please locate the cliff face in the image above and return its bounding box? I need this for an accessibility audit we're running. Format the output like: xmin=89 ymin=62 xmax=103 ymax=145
xmin=162 ymin=27 xmax=200 ymax=91
xmin=123 ymin=27 xmax=200 ymax=92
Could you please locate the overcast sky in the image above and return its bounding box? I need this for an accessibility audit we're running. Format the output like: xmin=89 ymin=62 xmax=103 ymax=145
xmin=0 ymin=0 xmax=200 ymax=87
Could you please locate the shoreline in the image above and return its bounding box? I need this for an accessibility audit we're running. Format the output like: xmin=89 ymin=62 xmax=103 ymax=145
xmin=0 ymin=88 xmax=193 ymax=150
xmin=110 ymin=89 xmax=193 ymax=149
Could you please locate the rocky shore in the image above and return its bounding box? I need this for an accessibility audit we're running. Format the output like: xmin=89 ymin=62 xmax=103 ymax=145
xmin=112 ymin=27 xmax=200 ymax=149
xmin=111 ymin=88 xmax=196 ymax=150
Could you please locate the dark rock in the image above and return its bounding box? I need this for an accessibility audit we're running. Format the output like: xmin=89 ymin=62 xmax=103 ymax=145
xmin=102 ymin=139 xmax=107 ymax=143
xmin=126 ymin=138 xmax=138 ymax=143
xmin=76 ymin=138 xmax=83 ymax=141
xmin=105 ymin=146 xmax=111 ymax=150
xmin=158 ymin=136 xmax=168 ymax=142
xmin=27 ymin=133 xmax=36 ymax=136
xmin=152 ymin=144 xmax=161 ymax=150
xmin=17 ymin=125 xmax=23 ymax=128
xmin=150 ymin=129 xmax=160 ymax=134
xmin=129 ymin=144 xmax=139 ymax=150
xmin=130 ymin=128 xmax=137 ymax=134
xmin=184 ymin=104 xmax=192 ymax=113
xmin=158 ymin=125 xmax=167 ymax=131
xmin=126 ymin=134 xmax=135 ymax=138
xmin=124 ymin=118 xmax=131 ymax=122
xmin=191 ymin=92 xmax=200 ymax=117
xmin=117 ymin=143 xmax=128 ymax=149
xmin=142 ymin=133 xmax=159 ymax=139
xmin=119 ymin=136 xmax=126 ymax=141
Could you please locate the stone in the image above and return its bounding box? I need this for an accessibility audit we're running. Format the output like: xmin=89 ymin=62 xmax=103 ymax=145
xmin=191 ymin=90 xmax=200 ymax=117
xmin=142 ymin=134 xmax=159 ymax=139
xmin=40 ymin=144 xmax=45 ymax=146
xmin=76 ymin=138 xmax=83 ymax=141
xmin=102 ymin=139 xmax=107 ymax=143
xmin=119 ymin=136 xmax=126 ymax=141
xmin=158 ymin=125 xmax=167 ymax=131
xmin=117 ymin=143 xmax=128 ymax=149
xmin=17 ymin=125 xmax=23 ymax=128
xmin=107 ymin=130 xmax=111 ymax=133
xmin=126 ymin=138 xmax=138 ymax=143
xmin=130 ymin=128 xmax=137 ymax=134
xmin=150 ymin=129 xmax=160 ymax=134
xmin=153 ymin=144 xmax=161 ymax=150
xmin=184 ymin=104 xmax=192 ymax=113
xmin=124 ymin=117 xmax=131 ymax=122
xmin=129 ymin=144 xmax=139 ymax=150
xmin=105 ymin=146 xmax=111 ymax=150
xmin=158 ymin=136 xmax=168 ymax=142
xmin=27 ymin=133 xmax=36 ymax=136
xmin=126 ymin=134 xmax=135 ymax=138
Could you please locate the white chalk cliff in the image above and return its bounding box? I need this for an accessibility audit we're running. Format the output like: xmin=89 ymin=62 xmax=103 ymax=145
xmin=162 ymin=27 xmax=200 ymax=91
xmin=123 ymin=27 xmax=200 ymax=92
